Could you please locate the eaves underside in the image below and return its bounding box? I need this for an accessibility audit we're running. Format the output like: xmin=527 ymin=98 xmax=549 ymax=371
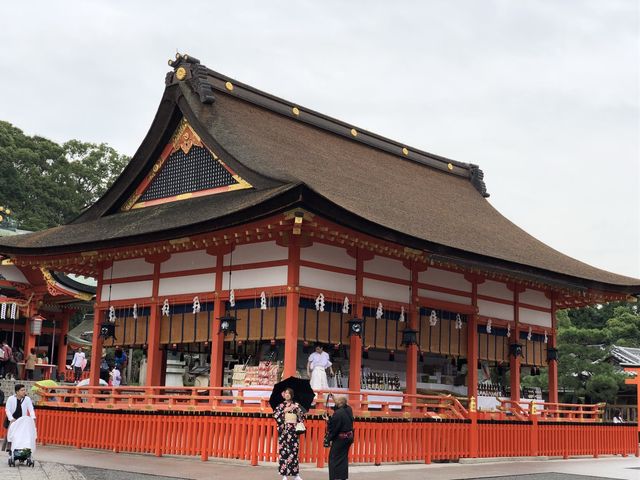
xmin=2 ymin=185 xmax=638 ymax=296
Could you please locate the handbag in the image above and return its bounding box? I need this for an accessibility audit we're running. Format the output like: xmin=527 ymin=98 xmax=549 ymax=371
xmin=295 ymin=422 xmax=306 ymax=434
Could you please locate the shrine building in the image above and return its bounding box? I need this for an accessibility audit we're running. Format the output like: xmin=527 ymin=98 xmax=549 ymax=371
xmin=0 ymin=53 xmax=638 ymax=410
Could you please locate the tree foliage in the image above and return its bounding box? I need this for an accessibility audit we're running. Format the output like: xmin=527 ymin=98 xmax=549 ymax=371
xmin=0 ymin=121 xmax=128 ymax=230
xmin=522 ymin=301 xmax=639 ymax=404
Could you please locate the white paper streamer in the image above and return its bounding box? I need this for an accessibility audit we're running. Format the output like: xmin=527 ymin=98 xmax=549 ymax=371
xmin=260 ymin=291 xmax=267 ymax=310
xmin=429 ymin=310 xmax=438 ymax=326
xmin=315 ymin=293 xmax=325 ymax=312
xmin=193 ymin=296 xmax=201 ymax=314
xmin=342 ymin=297 xmax=350 ymax=314
xmin=229 ymin=289 xmax=235 ymax=308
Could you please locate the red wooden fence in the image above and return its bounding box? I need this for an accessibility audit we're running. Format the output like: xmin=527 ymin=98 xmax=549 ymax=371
xmin=26 ymin=407 xmax=636 ymax=466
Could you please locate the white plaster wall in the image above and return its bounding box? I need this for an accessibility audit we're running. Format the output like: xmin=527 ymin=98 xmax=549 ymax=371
xmin=160 ymin=250 xmax=216 ymax=273
xmin=519 ymin=308 xmax=552 ymax=328
xmin=0 ymin=265 xmax=28 ymax=284
xmin=364 ymin=278 xmax=410 ymax=303
xmin=520 ymin=289 xmax=551 ymax=309
xmin=419 ymin=268 xmax=471 ymax=292
xmin=158 ymin=273 xmax=216 ymax=296
xmin=223 ymin=241 xmax=287 ymax=266
xmin=101 ymin=281 xmax=152 ymax=301
xmin=418 ymin=288 xmax=472 ymax=305
xmin=300 ymin=243 xmax=355 ymax=269
xmin=478 ymin=280 xmax=512 ymax=301
xmin=300 ymin=266 xmax=356 ymax=295
xmin=364 ymin=255 xmax=409 ymax=280
xmin=477 ymin=299 xmax=514 ymax=321
xmin=103 ymin=259 xmax=153 ymax=279
xmin=222 ymin=265 xmax=288 ymax=289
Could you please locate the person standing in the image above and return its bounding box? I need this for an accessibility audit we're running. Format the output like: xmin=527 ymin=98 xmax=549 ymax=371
xmin=325 ymin=396 xmax=354 ymax=480
xmin=109 ymin=365 xmax=121 ymax=387
xmin=71 ymin=347 xmax=85 ymax=383
xmin=24 ymin=348 xmax=37 ymax=380
xmin=273 ymin=387 xmax=305 ymax=480
xmin=0 ymin=340 xmax=12 ymax=379
xmin=612 ymin=409 xmax=624 ymax=423
xmin=114 ymin=347 xmax=128 ymax=385
xmin=307 ymin=344 xmax=334 ymax=391
xmin=3 ymin=384 xmax=36 ymax=452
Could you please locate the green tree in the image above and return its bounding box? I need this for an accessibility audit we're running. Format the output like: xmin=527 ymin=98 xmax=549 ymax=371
xmin=522 ymin=303 xmax=638 ymax=403
xmin=0 ymin=121 xmax=128 ymax=230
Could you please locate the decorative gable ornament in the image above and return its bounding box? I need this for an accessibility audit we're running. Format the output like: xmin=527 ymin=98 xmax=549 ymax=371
xmin=376 ymin=302 xmax=384 ymax=320
xmin=192 ymin=296 xmax=201 ymax=314
xmin=260 ymin=291 xmax=267 ymax=310
xmin=315 ymin=293 xmax=325 ymax=312
xmin=162 ymin=299 xmax=170 ymax=317
xmin=121 ymin=119 xmax=252 ymax=211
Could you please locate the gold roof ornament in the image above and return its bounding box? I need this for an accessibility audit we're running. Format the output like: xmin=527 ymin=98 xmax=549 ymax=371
xmin=175 ymin=67 xmax=187 ymax=81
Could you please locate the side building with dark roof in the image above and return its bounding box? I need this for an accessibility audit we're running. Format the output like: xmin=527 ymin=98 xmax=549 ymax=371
xmin=0 ymin=53 xmax=638 ymax=408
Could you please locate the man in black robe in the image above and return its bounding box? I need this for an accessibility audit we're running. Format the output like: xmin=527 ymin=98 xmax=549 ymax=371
xmin=326 ymin=395 xmax=354 ymax=480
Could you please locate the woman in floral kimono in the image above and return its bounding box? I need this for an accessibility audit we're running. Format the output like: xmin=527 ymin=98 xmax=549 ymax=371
xmin=273 ymin=387 xmax=305 ymax=480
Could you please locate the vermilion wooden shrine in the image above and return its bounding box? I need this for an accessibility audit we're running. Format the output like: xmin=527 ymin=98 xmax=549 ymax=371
xmin=0 ymin=53 xmax=638 ymax=463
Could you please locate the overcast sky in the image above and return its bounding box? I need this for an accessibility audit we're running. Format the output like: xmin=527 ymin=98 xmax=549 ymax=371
xmin=1 ymin=1 xmax=638 ymax=278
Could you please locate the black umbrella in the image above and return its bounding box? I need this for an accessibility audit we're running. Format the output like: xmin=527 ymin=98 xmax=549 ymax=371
xmin=269 ymin=376 xmax=315 ymax=411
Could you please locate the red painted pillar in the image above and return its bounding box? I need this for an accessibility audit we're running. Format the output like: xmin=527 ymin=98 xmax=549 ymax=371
xmin=349 ymin=248 xmax=364 ymax=401
xmin=209 ymin=251 xmax=225 ymax=388
xmin=405 ymin=267 xmax=419 ymax=401
xmin=466 ymin=278 xmax=479 ymax=401
xmin=283 ymin=238 xmax=300 ymax=378
xmin=57 ymin=310 xmax=70 ymax=374
xmin=89 ymin=266 xmax=104 ymax=386
xmin=145 ymin=260 xmax=163 ymax=386
xmin=22 ymin=295 xmax=40 ymax=360
xmin=547 ymin=294 xmax=559 ymax=404
xmin=510 ymin=286 xmax=522 ymax=404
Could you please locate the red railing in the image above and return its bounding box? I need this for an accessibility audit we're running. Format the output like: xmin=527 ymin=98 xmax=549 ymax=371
xmin=34 ymin=385 xmax=467 ymax=419
xmin=32 ymin=406 xmax=637 ymax=466
xmin=4 ymin=387 xmax=637 ymax=466
xmin=496 ymin=398 xmax=605 ymax=422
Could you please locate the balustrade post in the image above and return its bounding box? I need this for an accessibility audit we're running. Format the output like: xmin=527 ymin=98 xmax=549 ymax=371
xmin=468 ymin=396 xmax=478 ymax=458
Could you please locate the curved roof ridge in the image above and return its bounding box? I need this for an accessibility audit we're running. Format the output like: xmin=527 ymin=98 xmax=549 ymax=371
xmin=168 ymin=53 xmax=490 ymax=198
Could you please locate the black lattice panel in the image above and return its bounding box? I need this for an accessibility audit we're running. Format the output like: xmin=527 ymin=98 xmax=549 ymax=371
xmin=140 ymin=146 xmax=237 ymax=202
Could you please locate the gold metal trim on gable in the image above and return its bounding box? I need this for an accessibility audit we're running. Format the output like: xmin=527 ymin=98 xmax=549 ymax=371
xmin=121 ymin=118 xmax=253 ymax=211
xmin=40 ymin=267 xmax=94 ymax=302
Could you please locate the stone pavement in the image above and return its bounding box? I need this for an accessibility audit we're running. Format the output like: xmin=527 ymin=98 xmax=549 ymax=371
xmin=0 ymin=460 xmax=86 ymax=480
xmin=1 ymin=446 xmax=639 ymax=479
